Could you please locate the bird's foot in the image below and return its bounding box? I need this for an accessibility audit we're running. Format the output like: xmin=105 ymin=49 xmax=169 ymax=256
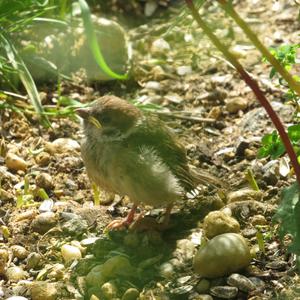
xmin=105 ymin=218 xmax=132 ymax=231
xmin=105 ymin=204 xmax=138 ymax=231
xmin=129 ymin=215 xmax=171 ymax=232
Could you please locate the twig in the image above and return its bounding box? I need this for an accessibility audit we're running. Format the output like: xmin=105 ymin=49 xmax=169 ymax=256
xmin=154 ymin=110 xmax=216 ymax=123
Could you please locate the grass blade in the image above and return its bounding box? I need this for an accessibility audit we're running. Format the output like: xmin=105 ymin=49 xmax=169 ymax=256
xmin=0 ymin=33 xmax=50 ymax=127
xmin=78 ymin=0 xmax=129 ymax=80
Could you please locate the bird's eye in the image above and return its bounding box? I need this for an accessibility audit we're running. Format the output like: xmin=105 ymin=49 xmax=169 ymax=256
xmin=100 ymin=115 xmax=111 ymax=124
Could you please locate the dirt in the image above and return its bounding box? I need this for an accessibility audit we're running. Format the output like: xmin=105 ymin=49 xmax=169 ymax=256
xmin=1 ymin=0 xmax=300 ymax=299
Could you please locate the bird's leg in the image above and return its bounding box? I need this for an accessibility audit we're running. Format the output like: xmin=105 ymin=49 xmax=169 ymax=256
xmin=106 ymin=204 xmax=137 ymax=230
xmin=129 ymin=204 xmax=173 ymax=231
xmin=161 ymin=204 xmax=173 ymax=227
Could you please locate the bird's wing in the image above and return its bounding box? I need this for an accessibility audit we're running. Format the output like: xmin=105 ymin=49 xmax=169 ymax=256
xmin=123 ymin=116 xmax=195 ymax=192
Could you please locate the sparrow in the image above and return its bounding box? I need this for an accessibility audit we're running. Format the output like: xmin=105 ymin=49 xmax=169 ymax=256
xmin=76 ymin=95 xmax=222 ymax=230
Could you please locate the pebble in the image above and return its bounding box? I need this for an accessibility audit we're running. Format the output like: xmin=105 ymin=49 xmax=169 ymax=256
xmin=61 ymin=217 xmax=89 ymax=235
xmin=122 ymin=288 xmax=139 ymax=300
xmin=6 ymin=297 xmax=29 ymax=300
xmin=225 ymin=97 xmax=248 ymax=113
xmin=227 ymin=273 xmax=256 ymax=292
xmin=5 ymin=153 xmax=27 ymax=171
xmin=35 ymin=173 xmax=53 ymax=190
xmin=144 ymin=81 xmax=161 ymax=91
xmin=248 ymin=277 xmax=265 ymax=291
xmin=6 ymin=266 xmax=28 ymax=281
xmin=227 ymin=189 xmax=263 ymax=203
xmin=26 ymin=252 xmax=42 ymax=269
xmin=173 ymin=239 xmax=195 ymax=261
xmin=86 ymin=264 xmax=106 ymax=287
xmin=250 ymin=214 xmax=267 ymax=226
xmin=35 ymin=152 xmax=51 ymax=166
xmin=0 ymin=248 xmax=8 ymax=275
xmin=159 ymin=261 xmax=175 ymax=278
xmin=30 ymin=282 xmax=59 ymax=300
xmin=144 ymin=0 xmax=158 ymax=16
xmin=47 ymin=263 xmax=65 ymax=280
xmin=39 ymin=199 xmax=54 ymax=213
xmin=266 ymin=260 xmax=288 ymax=270
xmin=151 ymin=38 xmax=170 ymax=53
xmin=101 ymin=281 xmax=118 ymax=299
xmin=11 ymin=245 xmax=28 ymax=260
xmin=193 ymin=233 xmax=251 ymax=278
xmin=177 ymin=66 xmax=192 ymax=76
xmin=203 ymin=211 xmax=240 ymax=238
xmin=210 ymin=286 xmax=238 ymax=299
xmin=196 ymin=279 xmax=210 ymax=294
xmin=31 ymin=212 xmax=56 ymax=234
xmin=191 ymin=295 xmax=213 ymax=300
xmin=61 ymin=244 xmax=82 ymax=263
xmin=45 ymin=138 xmax=80 ymax=154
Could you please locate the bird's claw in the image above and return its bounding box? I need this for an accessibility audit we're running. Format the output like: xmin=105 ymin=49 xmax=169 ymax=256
xmin=105 ymin=219 xmax=131 ymax=231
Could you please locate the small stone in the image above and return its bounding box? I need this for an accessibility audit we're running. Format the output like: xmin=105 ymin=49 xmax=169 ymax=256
xmin=31 ymin=282 xmax=59 ymax=300
xmin=248 ymin=277 xmax=265 ymax=291
xmin=86 ymin=265 xmax=106 ymax=287
xmin=144 ymin=0 xmax=158 ymax=16
xmin=173 ymin=239 xmax=195 ymax=261
xmin=26 ymin=252 xmax=42 ymax=269
xmin=123 ymin=232 xmax=140 ymax=248
xmin=6 ymin=297 xmax=29 ymax=300
xmin=144 ymin=81 xmax=161 ymax=91
xmin=196 ymin=279 xmax=210 ymax=294
xmin=45 ymin=138 xmax=80 ymax=154
xmin=31 ymin=212 xmax=56 ymax=234
xmin=151 ymin=38 xmax=170 ymax=53
xmin=6 ymin=266 xmax=28 ymax=281
xmin=191 ymin=295 xmax=213 ymax=300
xmin=250 ymin=215 xmax=267 ymax=226
xmin=35 ymin=152 xmax=51 ymax=166
xmin=170 ymin=285 xmax=193 ymax=295
xmin=61 ymin=244 xmax=82 ymax=263
xmin=159 ymin=261 xmax=175 ymax=278
xmin=177 ymin=66 xmax=192 ymax=76
xmin=122 ymin=288 xmax=139 ymax=300
xmin=47 ymin=263 xmax=65 ymax=280
xmin=227 ymin=189 xmax=263 ymax=203
xmin=203 ymin=211 xmax=240 ymax=238
xmin=35 ymin=173 xmax=53 ymax=190
xmin=226 ymin=97 xmax=248 ymax=113
xmin=227 ymin=273 xmax=256 ymax=292
xmin=61 ymin=217 xmax=88 ymax=235
xmin=11 ymin=245 xmax=28 ymax=260
xmin=101 ymin=281 xmax=118 ymax=299
xmin=0 ymin=188 xmax=14 ymax=201
xmin=39 ymin=199 xmax=54 ymax=213
xmin=210 ymin=286 xmax=238 ymax=299
xmin=266 ymin=260 xmax=288 ymax=270
xmin=0 ymin=248 xmax=8 ymax=275
xmin=5 ymin=153 xmax=27 ymax=171
xmin=193 ymin=233 xmax=251 ymax=278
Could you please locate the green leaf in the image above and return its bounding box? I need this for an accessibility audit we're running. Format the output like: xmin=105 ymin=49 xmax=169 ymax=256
xmin=78 ymin=0 xmax=129 ymax=80
xmin=273 ymin=182 xmax=300 ymax=254
xmin=288 ymin=124 xmax=300 ymax=142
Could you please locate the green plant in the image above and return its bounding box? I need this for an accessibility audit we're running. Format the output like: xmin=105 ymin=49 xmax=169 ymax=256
xmin=185 ymin=0 xmax=300 ymax=255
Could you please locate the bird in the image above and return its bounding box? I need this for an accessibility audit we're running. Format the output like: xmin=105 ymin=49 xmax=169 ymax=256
xmin=76 ymin=95 xmax=222 ymax=230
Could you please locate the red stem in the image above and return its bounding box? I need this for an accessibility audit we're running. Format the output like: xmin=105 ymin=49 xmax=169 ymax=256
xmin=184 ymin=0 xmax=300 ymax=185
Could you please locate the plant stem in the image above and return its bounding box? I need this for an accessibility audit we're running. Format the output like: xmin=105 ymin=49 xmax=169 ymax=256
xmin=184 ymin=0 xmax=300 ymax=185
xmin=217 ymin=0 xmax=300 ymax=96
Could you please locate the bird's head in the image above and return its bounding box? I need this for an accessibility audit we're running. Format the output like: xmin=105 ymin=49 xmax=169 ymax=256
xmin=76 ymin=96 xmax=142 ymax=139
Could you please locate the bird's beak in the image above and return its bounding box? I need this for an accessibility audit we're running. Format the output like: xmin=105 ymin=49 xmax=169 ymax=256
xmin=88 ymin=116 xmax=102 ymax=129
xmin=75 ymin=107 xmax=102 ymax=129
xmin=75 ymin=107 xmax=91 ymax=119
